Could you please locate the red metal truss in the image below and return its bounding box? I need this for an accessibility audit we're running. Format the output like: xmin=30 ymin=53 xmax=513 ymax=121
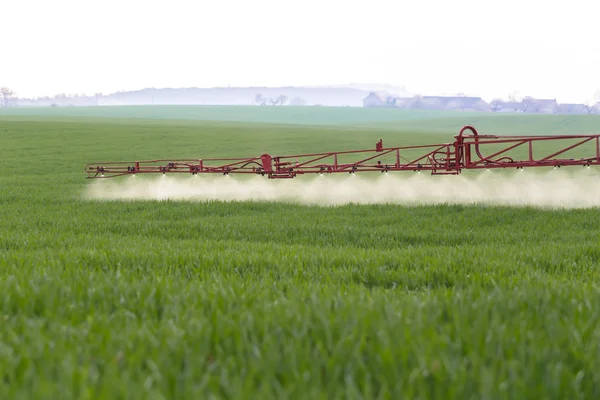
xmin=85 ymin=125 xmax=600 ymax=179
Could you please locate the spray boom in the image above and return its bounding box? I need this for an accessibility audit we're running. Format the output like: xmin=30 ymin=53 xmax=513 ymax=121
xmin=85 ymin=125 xmax=600 ymax=179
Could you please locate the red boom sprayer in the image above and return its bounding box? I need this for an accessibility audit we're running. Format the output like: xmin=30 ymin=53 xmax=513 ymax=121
xmin=85 ymin=125 xmax=600 ymax=179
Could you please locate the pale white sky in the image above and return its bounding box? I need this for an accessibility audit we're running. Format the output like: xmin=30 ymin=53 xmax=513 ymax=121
xmin=3 ymin=0 xmax=599 ymax=103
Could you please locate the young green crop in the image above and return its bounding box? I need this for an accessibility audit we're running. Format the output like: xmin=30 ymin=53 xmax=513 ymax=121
xmin=1 ymin=109 xmax=600 ymax=399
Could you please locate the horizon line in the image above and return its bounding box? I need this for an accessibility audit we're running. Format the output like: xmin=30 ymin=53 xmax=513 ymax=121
xmin=9 ymin=84 xmax=598 ymax=105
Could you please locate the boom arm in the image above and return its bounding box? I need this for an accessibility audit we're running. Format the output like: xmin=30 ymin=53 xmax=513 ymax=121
xmin=85 ymin=125 xmax=600 ymax=179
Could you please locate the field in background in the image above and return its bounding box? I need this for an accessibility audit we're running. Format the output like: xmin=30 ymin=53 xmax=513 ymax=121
xmin=0 ymin=105 xmax=483 ymax=127
xmin=1 ymin=107 xmax=600 ymax=398
xmin=2 ymin=105 xmax=600 ymax=134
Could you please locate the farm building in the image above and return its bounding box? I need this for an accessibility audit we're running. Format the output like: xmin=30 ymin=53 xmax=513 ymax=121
xmin=522 ymin=98 xmax=558 ymax=114
xmin=362 ymin=92 xmax=398 ymax=108
xmin=490 ymin=100 xmax=525 ymax=112
xmin=417 ymin=96 xmax=492 ymax=112
xmin=362 ymin=92 xmax=598 ymax=114
xmin=393 ymin=97 xmax=417 ymax=108
xmin=444 ymin=96 xmax=491 ymax=112
xmin=557 ymin=103 xmax=590 ymax=114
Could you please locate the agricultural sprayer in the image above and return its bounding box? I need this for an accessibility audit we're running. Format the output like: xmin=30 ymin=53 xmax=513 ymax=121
xmin=85 ymin=125 xmax=600 ymax=179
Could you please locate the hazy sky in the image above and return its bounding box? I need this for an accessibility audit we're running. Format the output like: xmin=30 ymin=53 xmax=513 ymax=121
xmin=3 ymin=0 xmax=599 ymax=103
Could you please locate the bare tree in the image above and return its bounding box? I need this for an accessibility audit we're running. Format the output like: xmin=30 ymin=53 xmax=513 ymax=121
xmin=276 ymin=95 xmax=288 ymax=106
xmin=254 ymin=93 xmax=267 ymax=106
xmin=521 ymin=96 xmax=534 ymax=113
xmin=490 ymin=98 xmax=503 ymax=112
xmin=53 ymin=93 xmax=68 ymax=106
xmin=0 ymin=87 xmax=15 ymax=107
xmin=411 ymin=95 xmax=424 ymax=109
xmin=584 ymin=101 xmax=599 ymax=114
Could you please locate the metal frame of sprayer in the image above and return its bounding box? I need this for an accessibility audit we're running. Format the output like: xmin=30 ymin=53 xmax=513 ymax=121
xmin=85 ymin=125 xmax=600 ymax=179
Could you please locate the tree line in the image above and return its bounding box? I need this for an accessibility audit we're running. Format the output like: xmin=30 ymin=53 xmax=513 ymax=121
xmin=254 ymin=94 xmax=288 ymax=106
xmin=0 ymin=87 xmax=15 ymax=107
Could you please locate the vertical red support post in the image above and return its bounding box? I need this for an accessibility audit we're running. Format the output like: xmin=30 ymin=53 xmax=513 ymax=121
xmin=528 ymin=140 xmax=533 ymax=162
xmin=596 ymin=137 xmax=599 ymax=161
xmin=199 ymin=160 xmax=203 ymax=171
xmin=457 ymin=143 xmax=471 ymax=168
xmin=454 ymin=136 xmax=464 ymax=174
xmin=334 ymin=154 xmax=338 ymax=169
xmin=135 ymin=161 xmax=139 ymax=171
xmin=396 ymin=149 xmax=400 ymax=168
xmin=464 ymin=144 xmax=471 ymax=167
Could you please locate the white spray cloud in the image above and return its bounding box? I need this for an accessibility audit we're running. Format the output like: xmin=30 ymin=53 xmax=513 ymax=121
xmin=82 ymin=167 xmax=600 ymax=209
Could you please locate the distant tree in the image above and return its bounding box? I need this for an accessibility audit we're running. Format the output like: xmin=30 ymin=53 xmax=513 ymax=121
xmin=521 ymin=96 xmax=534 ymax=112
xmin=254 ymin=93 xmax=267 ymax=106
xmin=490 ymin=98 xmax=503 ymax=112
xmin=276 ymin=95 xmax=288 ymax=106
xmin=288 ymin=97 xmax=306 ymax=106
xmin=0 ymin=87 xmax=15 ymax=107
xmin=584 ymin=101 xmax=598 ymax=114
xmin=52 ymin=93 xmax=68 ymax=106
xmin=411 ymin=95 xmax=424 ymax=109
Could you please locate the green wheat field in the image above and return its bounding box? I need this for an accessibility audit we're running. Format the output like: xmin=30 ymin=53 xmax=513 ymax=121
xmin=2 ymin=106 xmax=600 ymax=399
